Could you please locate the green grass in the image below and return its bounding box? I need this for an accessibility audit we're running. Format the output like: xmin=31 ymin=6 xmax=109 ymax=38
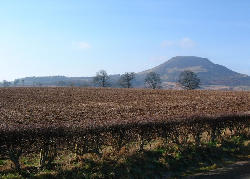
xmin=0 ymin=136 xmax=249 ymax=179
xmin=0 ymin=160 xmax=7 ymax=166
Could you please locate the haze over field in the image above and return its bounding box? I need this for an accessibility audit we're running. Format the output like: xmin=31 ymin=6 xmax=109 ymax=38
xmin=0 ymin=0 xmax=250 ymax=81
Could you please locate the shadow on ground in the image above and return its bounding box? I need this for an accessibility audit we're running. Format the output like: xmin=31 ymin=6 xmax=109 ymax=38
xmin=1 ymin=136 xmax=249 ymax=179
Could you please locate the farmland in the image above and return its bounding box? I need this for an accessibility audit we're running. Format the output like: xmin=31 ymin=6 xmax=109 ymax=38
xmin=0 ymin=88 xmax=249 ymax=126
xmin=0 ymin=88 xmax=249 ymax=178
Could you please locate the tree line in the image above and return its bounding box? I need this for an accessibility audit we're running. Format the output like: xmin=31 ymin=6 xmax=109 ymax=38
xmin=93 ymin=70 xmax=200 ymax=90
xmin=0 ymin=70 xmax=200 ymax=90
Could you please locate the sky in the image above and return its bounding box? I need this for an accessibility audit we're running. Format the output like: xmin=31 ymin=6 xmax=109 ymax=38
xmin=0 ymin=0 xmax=250 ymax=81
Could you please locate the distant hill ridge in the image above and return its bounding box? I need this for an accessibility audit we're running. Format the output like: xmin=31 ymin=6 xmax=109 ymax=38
xmin=11 ymin=56 xmax=250 ymax=88
xmin=138 ymin=56 xmax=250 ymax=86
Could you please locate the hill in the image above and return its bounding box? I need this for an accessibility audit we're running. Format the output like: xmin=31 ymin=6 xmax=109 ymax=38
xmin=13 ymin=75 xmax=120 ymax=87
xmin=137 ymin=56 xmax=250 ymax=87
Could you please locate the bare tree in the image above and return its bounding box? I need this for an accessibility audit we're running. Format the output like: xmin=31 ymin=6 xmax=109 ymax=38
xmin=144 ymin=72 xmax=161 ymax=89
xmin=119 ymin=72 xmax=135 ymax=88
xmin=3 ymin=80 xmax=11 ymax=87
xmin=14 ymin=79 xmax=20 ymax=86
xmin=93 ymin=70 xmax=111 ymax=87
xmin=70 ymin=82 xmax=75 ymax=87
xmin=178 ymin=70 xmax=200 ymax=90
xmin=57 ymin=81 xmax=66 ymax=86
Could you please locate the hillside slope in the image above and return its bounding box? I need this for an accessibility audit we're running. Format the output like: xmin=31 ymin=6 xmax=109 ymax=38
xmin=137 ymin=56 xmax=250 ymax=86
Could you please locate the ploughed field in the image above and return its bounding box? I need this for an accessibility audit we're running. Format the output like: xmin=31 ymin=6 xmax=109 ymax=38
xmin=0 ymin=87 xmax=249 ymax=129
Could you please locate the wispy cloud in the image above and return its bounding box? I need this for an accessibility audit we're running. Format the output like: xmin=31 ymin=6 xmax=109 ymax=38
xmin=161 ymin=37 xmax=196 ymax=49
xmin=179 ymin=38 xmax=195 ymax=48
xmin=72 ymin=41 xmax=91 ymax=50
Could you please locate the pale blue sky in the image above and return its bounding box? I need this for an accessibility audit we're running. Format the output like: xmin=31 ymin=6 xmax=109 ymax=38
xmin=0 ymin=0 xmax=250 ymax=81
